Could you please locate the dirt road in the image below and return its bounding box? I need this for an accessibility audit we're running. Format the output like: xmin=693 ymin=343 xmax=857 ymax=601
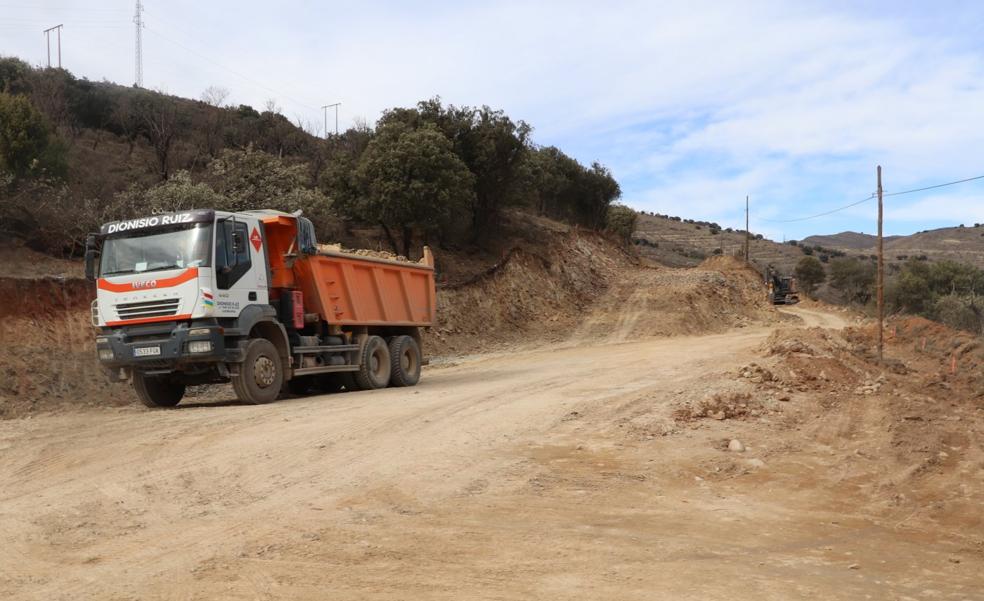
xmin=2 ymin=306 xmax=981 ymax=600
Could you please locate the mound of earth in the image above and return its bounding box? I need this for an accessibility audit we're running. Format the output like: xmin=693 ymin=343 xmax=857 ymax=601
xmin=429 ymin=230 xmax=777 ymax=355
xmin=675 ymin=318 xmax=984 ymax=531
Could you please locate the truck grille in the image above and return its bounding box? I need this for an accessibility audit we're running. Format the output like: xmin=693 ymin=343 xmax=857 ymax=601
xmin=114 ymin=298 xmax=180 ymax=321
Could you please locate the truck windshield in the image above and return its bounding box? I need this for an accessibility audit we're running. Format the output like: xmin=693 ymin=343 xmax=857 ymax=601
xmin=100 ymin=223 xmax=213 ymax=276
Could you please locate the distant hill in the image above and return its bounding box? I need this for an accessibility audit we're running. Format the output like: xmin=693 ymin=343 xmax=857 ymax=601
xmin=803 ymin=225 xmax=984 ymax=268
xmin=802 ymin=232 xmax=900 ymax=250
xmin=631 ymin=213 xmax=805 ymax=275
xmin=633 ymin=215 xmax=984 ymax=278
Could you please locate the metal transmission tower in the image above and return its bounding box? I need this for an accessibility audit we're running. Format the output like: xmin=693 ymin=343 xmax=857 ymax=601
xmin=133 ymin=0 xmax=144 ymax=87
xmin=322 ymin=103 xmax=341 ymax=138
xmin=43 ymin=24 xmax=63 ymax=68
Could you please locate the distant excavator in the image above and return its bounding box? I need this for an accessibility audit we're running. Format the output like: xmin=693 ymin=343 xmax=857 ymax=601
xmin=766 ymin=270 xmax=800 ymax=305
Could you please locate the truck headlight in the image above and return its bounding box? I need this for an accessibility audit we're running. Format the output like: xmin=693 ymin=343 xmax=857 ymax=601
xmin=186 ymin=341 xmax=213 ymax=354
xmin=98 ymin=348 xmax=115 ymax=361
xmin=188 ymin=328 xmax=211 ymax=336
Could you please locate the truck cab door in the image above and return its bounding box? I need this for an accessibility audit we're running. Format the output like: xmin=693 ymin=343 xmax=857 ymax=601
xmin=214 ymin=216 xmax=268 ymax=317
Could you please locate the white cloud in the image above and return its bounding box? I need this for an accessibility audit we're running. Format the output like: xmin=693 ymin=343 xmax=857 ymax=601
xmin=3 ymin=1 xmax=984 ymax=238
xmin=889 ymin=194 xmax=984 ymax=225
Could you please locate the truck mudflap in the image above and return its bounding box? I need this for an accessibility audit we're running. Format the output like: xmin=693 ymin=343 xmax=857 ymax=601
xmin=96 ymin=320 xmax=235 ymax=369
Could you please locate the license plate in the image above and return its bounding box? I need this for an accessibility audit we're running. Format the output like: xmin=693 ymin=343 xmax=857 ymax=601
xmin=133 ymin=346 xmax=162 ymax=357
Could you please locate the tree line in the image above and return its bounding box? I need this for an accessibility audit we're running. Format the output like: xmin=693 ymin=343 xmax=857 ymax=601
xmin=0 ymin=57 xmax=629 ymax=258
xmin=792 ymin=254 xmax=984 ymax=335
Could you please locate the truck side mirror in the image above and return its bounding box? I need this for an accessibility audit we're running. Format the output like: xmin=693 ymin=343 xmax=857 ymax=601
xmin=84 ymin=234 xmax=100 ymax=281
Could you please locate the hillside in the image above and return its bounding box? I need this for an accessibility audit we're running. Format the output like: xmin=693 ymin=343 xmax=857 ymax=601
xmin=802 ymin=231 xmax=899 ymax=250
xmin=632 ymin=212 xmax=806 ymax=275
xmin=804 ymin=226 xmax=984 ymax=267
xmin=637 ymin=213 xmax=984 ymax=282
xmin=0 ymin=57 xmax=621 ymax=262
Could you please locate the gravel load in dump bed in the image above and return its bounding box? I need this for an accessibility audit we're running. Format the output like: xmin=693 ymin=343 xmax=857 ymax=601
xmin=317 ymin=243 xmax=411 ymax=263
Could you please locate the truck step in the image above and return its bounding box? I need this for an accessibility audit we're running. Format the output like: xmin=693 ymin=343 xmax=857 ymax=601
xmin=292 ymin=365 xmax=360 ymax=376
xmin=292 ymin=344 xmax=359 ymax=354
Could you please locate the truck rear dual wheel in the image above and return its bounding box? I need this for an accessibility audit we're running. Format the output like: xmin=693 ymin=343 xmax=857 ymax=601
xmin=388 ymin=335 xmax=421 ymax=387
xmin=353 ymin=335 xmax=391 ymax=390
xmin=232 ymin=338 xmax=283 ymax=404
xmin=133 ymin=372 xmax=185 ymax=408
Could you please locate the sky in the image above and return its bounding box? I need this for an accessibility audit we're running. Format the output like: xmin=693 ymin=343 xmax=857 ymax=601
xmin=3 ymin=0 xmax=984 ymax=240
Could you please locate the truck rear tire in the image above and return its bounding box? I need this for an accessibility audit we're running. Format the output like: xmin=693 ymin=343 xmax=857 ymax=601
xmin=388 ymin=335 xmax=421 ymax=387
xmin=232 ymin=338 xmax=283 ymax=404
xmin=353 ymin=335 xmax=391 ymax=390
xmin=339 ymin=372 xmax=360 ymax=392
xmin=133 ymin=372 xmax=185 ymax=408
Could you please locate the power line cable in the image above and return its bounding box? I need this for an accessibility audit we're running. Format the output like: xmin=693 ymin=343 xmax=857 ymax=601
xmin=143 ymin=24 xmax=321 ymax=115
xmin=143 ymin=8 xmax=328 ymax=116
xmin=883 ymin=173 xmax=984 ymax=197
xmin=758 ymin=194 xmax=875 ymax=223
xmin=758 ymin=171 xmax=984 ymax=223
xmin=0 ymin=4 xmax=127 ymax=11
xmin=0 ymin=18 xmax=127 ymax=24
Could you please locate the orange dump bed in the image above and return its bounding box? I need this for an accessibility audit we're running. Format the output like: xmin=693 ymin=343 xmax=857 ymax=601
xmin=259 ymin=213 xmax=436 ymax=327
xmin=293 ymin=252 xmax=435 ymax=327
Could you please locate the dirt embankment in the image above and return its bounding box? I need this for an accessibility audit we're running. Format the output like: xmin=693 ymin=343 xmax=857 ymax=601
xmin=430 ymin=241 xmax=776 ymax=356
xmin=1 ymin=223 xmax=780 ymax=418
xmin=0 ymin=277 xmax=135 ymax=418
xmin=666 ymin=316 xmax=984 ymax=533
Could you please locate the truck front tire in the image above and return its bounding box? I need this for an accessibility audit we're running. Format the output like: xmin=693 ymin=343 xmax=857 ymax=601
xmin=353 ymin=335 xmax=391 ymax=390
xmin=388 ymin=335 xmax=421 ymax=387
xmin=133 ymin=372 xmax=185 ymax=408
xmin=232 ymin=338 xmax=284 ymax=404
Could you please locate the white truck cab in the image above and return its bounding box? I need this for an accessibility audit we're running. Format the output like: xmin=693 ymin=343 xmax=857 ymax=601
xmin=93 ymin=209 xmax=268 ymax=328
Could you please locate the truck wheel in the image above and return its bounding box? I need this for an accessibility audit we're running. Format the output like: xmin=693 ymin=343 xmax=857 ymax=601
xmin=232 ymin=338 xmax=283 ymax=404
xmin=133 ymin=372 xmax=185 ymax=408
xmin=353 ymin=335 xmax=391 ymax=390
xmin=339 ymin=372 xmax=360 ymax=392
xmin=388 ymin=335 xmax=421 ymax=387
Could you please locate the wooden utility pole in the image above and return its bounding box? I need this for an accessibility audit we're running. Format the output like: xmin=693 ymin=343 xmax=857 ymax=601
xmin=744 ymin=195 xmax=750 ymax=264
xmin=877 ymin=165 xmax=884 ymax=362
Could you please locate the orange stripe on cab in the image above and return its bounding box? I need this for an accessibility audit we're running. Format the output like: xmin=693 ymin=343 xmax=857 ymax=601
xmin=98 ymin=267 xmax=199 ymax=293
xmin=105 ymin=313 xmax=193 ymax=327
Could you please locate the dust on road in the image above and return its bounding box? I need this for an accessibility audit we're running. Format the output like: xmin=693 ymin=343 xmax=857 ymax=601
xmin=1 ymin=305 xmax=981 ymax=600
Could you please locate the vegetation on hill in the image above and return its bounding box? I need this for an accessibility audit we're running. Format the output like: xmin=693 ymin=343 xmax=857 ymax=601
xmin=794 ymin=256 xmax=825 ymax=296
xmin=0 ymin=57 xmax=622 ymax=258
xmin=887 ymin=259 xmax=984 ymax=334
xmin=822 ymin=254 xmax=984 ymax=335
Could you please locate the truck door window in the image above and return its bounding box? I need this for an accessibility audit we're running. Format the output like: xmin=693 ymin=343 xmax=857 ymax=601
xmin=216 ymin=220 xmax=252 ymax=289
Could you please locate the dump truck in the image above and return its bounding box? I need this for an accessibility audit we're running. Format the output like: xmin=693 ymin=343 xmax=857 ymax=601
xmin=84 ymin=209 xmax=436 ymax=407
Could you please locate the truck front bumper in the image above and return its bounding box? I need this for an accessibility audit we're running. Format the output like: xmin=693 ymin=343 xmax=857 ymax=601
xmin=95 ymin=321 xmax=230 ymax=370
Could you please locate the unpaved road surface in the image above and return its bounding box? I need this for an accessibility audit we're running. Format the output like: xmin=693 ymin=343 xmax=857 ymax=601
xmin=2 ymin=306 xmax=982 ymax=600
